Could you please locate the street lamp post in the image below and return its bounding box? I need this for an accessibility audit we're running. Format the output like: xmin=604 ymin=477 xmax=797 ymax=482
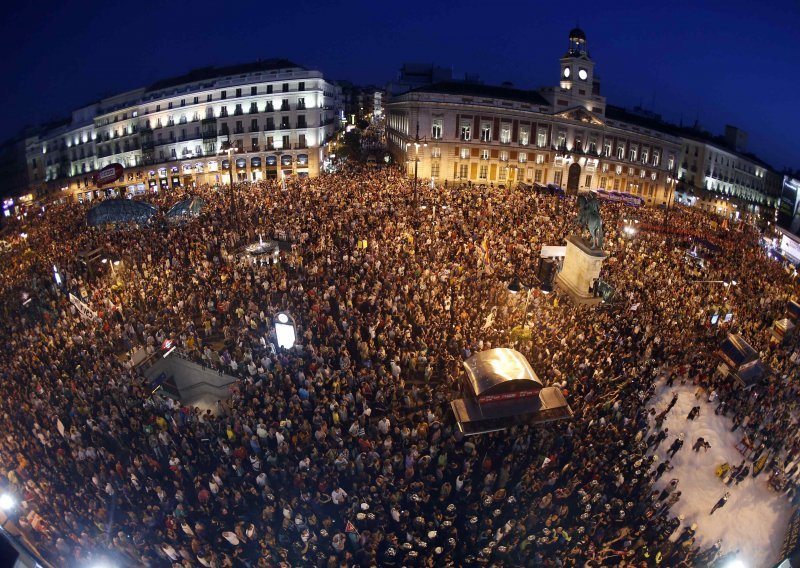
xmin=408 ymin=122 xmax=427 ymax=255
xmin=228 ymin=144 xmax=235 ymax=220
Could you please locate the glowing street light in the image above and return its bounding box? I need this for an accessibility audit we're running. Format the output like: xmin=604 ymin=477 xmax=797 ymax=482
xmin=0 ymin=494 xmax=15 ymax=511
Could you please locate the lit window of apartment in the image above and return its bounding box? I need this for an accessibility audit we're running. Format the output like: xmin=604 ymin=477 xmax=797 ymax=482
xmin=460 ymin=148 xmax=470 ymax=159
xmin=519 ymin=128 xmax=529 ymax=146
xmin=536 ymin=154 xmax=544 ymax=165
xmin=653 ymin=150 xmax=660 ymax=167
xmin=602 ymin=163 xmax=609 ymax=173
xmin=615 ymin=165 xmax=622 ymax=175
xmin=460 ymin=123 xmax=471 ymax=141
xmin=629 ymin=148 xmax=637 ymax=162
xmin=480 ymin=149 xmax=489 ymax=160
xmin=479 ymin=165 xmax=488 ymax=179
xmin=431 ymin=146 xmax=441 ymax=158
xmin=499 ymin=151 xmax=509 ymax=162
xmin=603 ymin=140 xmax=611 ymax=157
xmin=500 ymin=126 xmax=511 ymax=144
xmin=480 ymin=122 xmax=492 ymax=142
xmin=518 ymin=153 xmax=527 ymax=163
xmin=537 ymin=129 xmax=547 ymax=147
xmin=616 ymin=145 xmax=624 ymax=160
xmin=431 ymin=119 xmax=443 ymax=139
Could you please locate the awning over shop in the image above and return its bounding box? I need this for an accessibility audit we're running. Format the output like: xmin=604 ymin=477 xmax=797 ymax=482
xmin=451 ymin=386 xmax=571 ymax=436
xmin=717 ymin=334 xmax=759 ymax=369
xmin=788 ymin=300 xmax=800 ymax=321
xmin=462 ymin=348 xmax=543 ymax=400
xmin=452 ymin=348 xmax=571 ymax=435
xmin=732 ymin=359 xmax=768 ymax=389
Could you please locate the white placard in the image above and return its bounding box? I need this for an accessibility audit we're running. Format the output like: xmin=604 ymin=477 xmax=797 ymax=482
xmin=69 ymin=293 xmax=98 ymax=322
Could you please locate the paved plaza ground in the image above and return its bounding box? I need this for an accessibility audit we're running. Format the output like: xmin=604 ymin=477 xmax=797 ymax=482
xmin=649 ymin=381 xmax=794 ymax=566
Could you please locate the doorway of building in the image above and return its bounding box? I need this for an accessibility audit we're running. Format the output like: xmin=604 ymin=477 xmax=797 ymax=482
xmin=567 ymin=163 xmax=581 ymax=195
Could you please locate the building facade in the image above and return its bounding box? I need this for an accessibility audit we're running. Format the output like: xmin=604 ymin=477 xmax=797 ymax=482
xmin=386 ymin=29 xmax=682 ymax=206
xmin=673 ymin=131 xmax=777 ymax=221
xmin=23 ymin=60 xmax=341 ymax=203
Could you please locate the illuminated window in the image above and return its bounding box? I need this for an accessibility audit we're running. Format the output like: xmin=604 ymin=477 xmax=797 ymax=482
xmin=480 ymin=123 xmax=492 ymax=142
xmin=629 ymin=148 xmax=637 ymax=162
xmin=431 ymin=119 xmax=442 ymax=139
xmin=431 ymin=147 xmax=441 ymax=158
xmin=460 ymin=148 xmax=469 ymax=159
xmin=518 ymin=153 xmax=527 ymax=163
xmin=519 ymin=128 xmax=529 ymax=146
xmin=460 ymin=123 xmax=471 ymax=141
xmin=616 ymin=145 xmax=624 ymax=160
xmin=653 ymin=150 xmax=660 ymax=167
xmin=480 ymin=149 xmax=489 ymax=160
xmin=500 ymin=126 xmax=511 ymax=144
xmin=615 ymin=165 xmax=622 ymax=175
xmin=479 ymin=165 xmax=488 ymax=179
xmin=537 ymin=129 xmax=547 ymax=147
xmin=536 ymin=154 xmax=544 ymax=165
xmin=500 ymin=151 xmax=509 ymax=162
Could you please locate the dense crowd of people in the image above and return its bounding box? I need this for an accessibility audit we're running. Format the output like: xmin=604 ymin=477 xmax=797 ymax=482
xmin=0 ymin=163 xmax=798 ymax=567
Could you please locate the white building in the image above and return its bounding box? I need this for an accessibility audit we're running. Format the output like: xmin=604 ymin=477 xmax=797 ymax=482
xmin=25 ymin=59 xmax=341 ymax=202
xmin=385 ymin=28 xmax=681 ymax=205
xmin=674 ymin=127 xmax=776 ymax=220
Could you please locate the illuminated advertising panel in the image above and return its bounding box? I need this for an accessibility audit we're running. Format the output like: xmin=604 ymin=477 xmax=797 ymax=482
xmin=777 ymin=176 xmax=800 ymax=234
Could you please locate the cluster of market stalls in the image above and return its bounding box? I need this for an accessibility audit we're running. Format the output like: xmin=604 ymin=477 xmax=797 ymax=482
xmin=75 ymin=153 xmax=313 ymax=203
xmin=450 ymin=348 xmax=573 ymax=436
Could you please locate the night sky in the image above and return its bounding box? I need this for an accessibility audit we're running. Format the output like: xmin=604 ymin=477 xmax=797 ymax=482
xmin=1 ymin=0 xmax=798 ymax=170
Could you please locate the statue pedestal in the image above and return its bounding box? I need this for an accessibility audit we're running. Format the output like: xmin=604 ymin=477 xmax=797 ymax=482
xmin=555 ymin=235 xmax=607 ymax=306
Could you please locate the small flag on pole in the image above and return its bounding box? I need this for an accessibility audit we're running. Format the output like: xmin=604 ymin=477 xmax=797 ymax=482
xmin=345 ymin=520 xmax=357 ymax=534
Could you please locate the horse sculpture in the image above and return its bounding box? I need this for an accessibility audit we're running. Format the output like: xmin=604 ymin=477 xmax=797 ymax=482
xmin=576 ymin=193 xmax=604 ymax=249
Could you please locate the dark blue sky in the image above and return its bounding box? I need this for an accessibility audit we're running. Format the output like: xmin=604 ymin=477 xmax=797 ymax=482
xmin=1 ymin=0 xmax=798 ymax=169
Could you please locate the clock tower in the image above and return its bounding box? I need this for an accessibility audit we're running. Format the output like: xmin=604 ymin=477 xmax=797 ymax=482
xmin=559 ymin=27 xmax=595 ymax=93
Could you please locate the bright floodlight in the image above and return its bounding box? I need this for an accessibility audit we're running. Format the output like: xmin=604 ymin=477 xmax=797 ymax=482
xmin=0 ymin=494 xmax=15 ymax=511
xmin=723 ymin=560 xmax=746 ymax=568
xmin=274 ymin=313 xmax=296 ymax=349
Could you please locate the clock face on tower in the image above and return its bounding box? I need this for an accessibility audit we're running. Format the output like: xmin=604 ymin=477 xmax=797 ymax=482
xmin=578 ymin=68 xmax=588 ymax=80
xmin=563 ymin=67 xmax=570 ymax=78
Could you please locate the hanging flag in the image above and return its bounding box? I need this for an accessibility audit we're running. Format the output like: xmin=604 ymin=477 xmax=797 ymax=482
xmin=345 ymin=520 xmax=358 ymax=534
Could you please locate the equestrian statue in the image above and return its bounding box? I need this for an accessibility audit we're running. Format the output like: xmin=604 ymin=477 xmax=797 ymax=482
xmin=576 ymin=192 xmax=604 ymax=249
